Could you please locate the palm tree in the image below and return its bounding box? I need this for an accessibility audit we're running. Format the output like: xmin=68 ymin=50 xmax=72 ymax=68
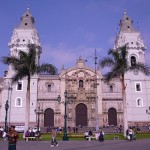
xmin=2 ymin=44 xmax=57 ymax=132
xmin=99 ymin=45 xmax=150 ymax=137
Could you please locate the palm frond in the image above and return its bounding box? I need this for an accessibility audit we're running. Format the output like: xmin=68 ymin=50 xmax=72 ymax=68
xmin=129 ymin=62 xmax=150 ymax=75
xmin=38 ymin=63 xmax=57 ymax=74
xmin=99 ymin=57 xmax=115 ymax=68
xmin=11 ymin=71 xmax=28 ymax=83
xmin=1 ymin=56 xmax=20 ymax=65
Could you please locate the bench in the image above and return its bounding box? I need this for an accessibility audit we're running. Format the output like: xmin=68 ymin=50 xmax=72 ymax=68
xmin=86 ymin=136 xmax=96 ymax=141
xmin=23 ymin=136 xmax=36 ymax=141
xmin=23 ymin=136 xmax=41 ymax=141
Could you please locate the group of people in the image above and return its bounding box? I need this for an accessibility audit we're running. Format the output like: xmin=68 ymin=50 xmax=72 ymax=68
xmin=25 ymin=129 xmax=40 ymax=139
xmin=1 ymin=124 xmax=148 ymax=149
xmin=84 ymin=129 xmax=105 ymax=142
xmin=1 ymin=126 xmax=59 ymax=149
xmin=115 ymin=125 xmax=123 ymax=133
xmin=126 ymin=126 xmax=138 ymax=141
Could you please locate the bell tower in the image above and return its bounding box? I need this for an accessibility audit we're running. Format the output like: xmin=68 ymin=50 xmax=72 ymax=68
xmin=114 ymin=10 xmax=145 ymax=69
xmin=7 ymin=8 xmax=41 ymax=78
xmin=2 ymin=8 xmax=41 ymax=126
xmin=114 ymin=11 xmax=150 ymax=126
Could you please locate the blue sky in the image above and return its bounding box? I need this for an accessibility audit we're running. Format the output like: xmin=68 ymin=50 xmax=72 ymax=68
xmin=0 ymin=0 xmax=150 ymax=76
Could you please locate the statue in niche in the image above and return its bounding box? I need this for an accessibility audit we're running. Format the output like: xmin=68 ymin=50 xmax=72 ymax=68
xmin=68 ymin=112 xmax=72 ymax=118
xmin=91 ymin=103 xmax=95 ymax=109
xmin=91 ymin=112 xmax=95 ymax=119
xmin=79 ymin=80 xmax=83 ymax=88
xmin=80 ymin=93 xmax=83 ymax=99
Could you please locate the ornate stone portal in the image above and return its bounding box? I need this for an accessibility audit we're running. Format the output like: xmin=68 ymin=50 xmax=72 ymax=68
xmin=59 ymin=57 xmax=102 ymax=127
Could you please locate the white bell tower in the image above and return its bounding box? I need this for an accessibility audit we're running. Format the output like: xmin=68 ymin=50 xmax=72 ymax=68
xmin=7 ymin=8 xmax=41 ymax=77
xmin=1 ymin=8 xmax=41 ymax=126
xmin=114 ymin=11 xmax=150 ymax=126
xmin=115 ymin=10 xmax=145 ymax=69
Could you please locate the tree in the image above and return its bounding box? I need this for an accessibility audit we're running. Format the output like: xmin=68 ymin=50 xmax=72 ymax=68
xmin=98 ymin=45 xmax=150 ymax=137
xmin=2 ymin=44 xmax=57 ymax=132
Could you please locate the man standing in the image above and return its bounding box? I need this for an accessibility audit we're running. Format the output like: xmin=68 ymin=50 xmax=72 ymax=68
xmin=7 ymin=125 xmax=19 ymax=150
xmin=51 ymin=128 xmax=58 ymax=147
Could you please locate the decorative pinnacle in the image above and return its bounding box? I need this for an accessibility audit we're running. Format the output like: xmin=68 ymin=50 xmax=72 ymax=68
xmin=124 ymin=9 xmax=127 ymax=15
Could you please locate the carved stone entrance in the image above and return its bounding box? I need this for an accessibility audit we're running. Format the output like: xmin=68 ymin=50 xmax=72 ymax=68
xmin=44 ymin=108 xmax=54 ymax=127
xmin=108 ymin=108 xmax=117 ymax=126
xmin=76 ymin=103 xmax=87 ymax=126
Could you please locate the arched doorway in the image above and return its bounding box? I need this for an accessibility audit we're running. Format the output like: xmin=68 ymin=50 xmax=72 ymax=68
xmin=108 ymin=108 xmax=117 ymax=126
xmin=76 ymin=103 xmax=87 ymax=126
xmin=44 ymin=108 xmax=54 ymax=127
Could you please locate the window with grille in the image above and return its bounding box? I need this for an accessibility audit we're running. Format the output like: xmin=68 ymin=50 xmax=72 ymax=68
xmin=15 ymin=97 xmax=22 ymax=107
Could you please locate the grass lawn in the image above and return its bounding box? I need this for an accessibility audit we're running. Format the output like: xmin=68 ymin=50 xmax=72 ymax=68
xmin=18 ymin=132 xmax=150 ymax=141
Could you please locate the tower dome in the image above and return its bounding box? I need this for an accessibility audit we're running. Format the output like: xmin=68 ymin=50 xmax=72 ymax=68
xmin=119 ymin=10 xmax=135 ymax=32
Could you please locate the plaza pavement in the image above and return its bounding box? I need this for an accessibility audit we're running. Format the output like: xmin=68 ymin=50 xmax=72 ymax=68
xmin=0 ymin=139 xmax=150 ymax=150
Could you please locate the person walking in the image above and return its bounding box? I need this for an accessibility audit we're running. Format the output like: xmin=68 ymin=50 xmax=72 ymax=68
xmin=128 ymin=127 xmax=133 ymax=142
xmin=51 ymin=128 xmax=58 ymax=147
xmin=132 ymin=126 xmax=137 ymax=140
xmin=7 ymin=125 xmax=19 ymax=150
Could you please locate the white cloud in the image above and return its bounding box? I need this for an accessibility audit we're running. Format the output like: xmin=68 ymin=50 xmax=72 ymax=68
xmin=41 ymin=44 xmax=76 ymax=68
xmin=40 ymin=43 xmax=104 ymax=71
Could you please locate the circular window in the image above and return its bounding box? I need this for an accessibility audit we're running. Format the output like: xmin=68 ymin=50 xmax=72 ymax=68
xmin=23 ymin=39 xmax=25 ymax=42
xmin=127 ymin=26 xmax=130 ymax=28
xmin=26 ymin=14 xmax=29 ymax=17
xmin=25 ymin=23 xmax=28 ymax=26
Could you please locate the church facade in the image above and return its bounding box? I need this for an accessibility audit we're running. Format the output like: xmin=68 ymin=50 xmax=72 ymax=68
xmin=0 ymin=9 xmax=150 ymax=129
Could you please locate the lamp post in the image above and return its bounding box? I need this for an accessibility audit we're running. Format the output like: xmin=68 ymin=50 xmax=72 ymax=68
xmin=94 ymin=49 xmax=99 ymax=132
xmin=34 ymin=106 xmax=43 ymax=133
xmin=57 ymin=90 xmax=74 ymax=141
xmin=146 ymin=107 xmax=150 ymax=127
xmin=4 ymin=100 xmax=9 ymax=132
xmin=85 ymin=49 xmax=99 ymax=132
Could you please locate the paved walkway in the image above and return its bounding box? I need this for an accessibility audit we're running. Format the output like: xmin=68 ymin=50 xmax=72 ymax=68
xmin=0 ymin=139 xmax=150 ymax=150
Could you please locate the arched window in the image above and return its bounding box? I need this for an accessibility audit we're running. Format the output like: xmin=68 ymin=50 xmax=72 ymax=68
xmin=136 ymin=98 xmax=143 ymax=107
xmin=109 ymin=85 xmax=113 ymax=92
xmin=79 ymin=80 xmax=83 ymax=88
xmin=131 ymin=56 xmax=136 ymax=67
xmin=45 ymin=82 xmax=54 ymax=92
xmin=15 ymin=97 xmax=22 ymax=107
